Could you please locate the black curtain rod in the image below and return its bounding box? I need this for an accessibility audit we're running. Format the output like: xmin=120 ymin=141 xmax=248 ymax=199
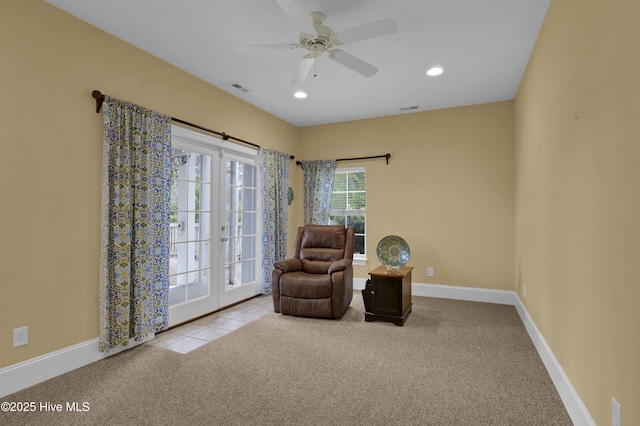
xmin=92 ymin=90 xmax=294 ymax=159
xmin=296 ymin=153 xmax=390 ymax=167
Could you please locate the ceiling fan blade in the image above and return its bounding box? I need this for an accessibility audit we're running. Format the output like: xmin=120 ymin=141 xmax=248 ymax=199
xmin=336 ymin=18 xmax=397 ymax=45
xmin=276 ymin=0 xmax=308 ymax=27
xmin=291 ymin=57 xmax=315 ymax=84
xmin=329 ymin=49 xmax=378 ymax=77
xmin=234 ymin=43 xmax=300 ymax=52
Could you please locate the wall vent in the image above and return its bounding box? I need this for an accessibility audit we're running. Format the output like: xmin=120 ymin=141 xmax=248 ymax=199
xmin=399 ymin=105 xmax=420 ymax=111
xmin=230 ymin=82 xmax=251 ymax=93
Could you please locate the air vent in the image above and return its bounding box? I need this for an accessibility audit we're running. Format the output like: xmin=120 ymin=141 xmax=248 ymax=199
xmin=399 ymin=105 xmax=420 ymax=111
xmin=230 ymin=82 xmax=251 ymax=93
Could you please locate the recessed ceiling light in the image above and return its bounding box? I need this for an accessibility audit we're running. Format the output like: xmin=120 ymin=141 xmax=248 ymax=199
xmin=294 ymin=91 xmax=308 ymax=99
xmin=426 ymin=66 xmax=444 ymax=77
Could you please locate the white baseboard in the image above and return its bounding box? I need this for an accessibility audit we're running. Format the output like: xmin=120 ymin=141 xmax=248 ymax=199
xmin=411 ymin=282 xmax=518 ymax=305
xmin=0 ymin=334 xmax=152 ymax=398
xmin=357 ymin=279 xmax=517 ymax=306
xmin=512 ymin=294 xmax=595 ymax=426
xmin=354 ymin=277 xmax=367 ymax=290
xmin=1 ymin=282 xmax=595 ymax=426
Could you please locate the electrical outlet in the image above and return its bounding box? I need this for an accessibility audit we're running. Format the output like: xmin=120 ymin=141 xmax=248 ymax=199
xmin=612 ymin=397 xmax=621 ymax=426
xmin=427 ymin=267 xmax=434 ymax=277
xmin=13 ymin=326 xmax=28 ymax=348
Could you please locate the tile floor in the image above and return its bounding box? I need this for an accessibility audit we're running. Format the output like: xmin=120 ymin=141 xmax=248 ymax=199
xmin=146 ymin=294 xmax=273 ymax=354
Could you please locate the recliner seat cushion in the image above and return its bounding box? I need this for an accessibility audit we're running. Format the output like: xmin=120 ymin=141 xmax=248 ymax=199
xmin=280 ymin=272 xmax=332 ymax=299
xmin=301 ymin=259 xmax=333 ymax=274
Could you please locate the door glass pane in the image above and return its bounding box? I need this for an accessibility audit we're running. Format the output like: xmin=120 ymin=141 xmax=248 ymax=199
xmin=243 ymin=165 xmax=256 ymax=187
xmin=198 ymin=154 xmax=211 ymax=183
xmin=242 ymin=236 xmax=256 ymax=259
xmin=169 ymin=149 xmax=211 ymax=307
xmin=225 ymin=237 xmax=241 ymax=285
xmin=198 ymin=212 xmax=211 ymax=239
xmin=224 ymin=212 xmax=232 ymax=236
xmin=242 ymin=212 xmax=256 ymax=234
xmin=196 ymin=183 xmax=210 ymax=211
xmin=225 ymin=187 xmax=243 ymax=212
xmin=243 ymin=188 xmax=256 ymax=211
xmin=242 ymin=259 xmax=256 ymax=284
xmin=225 ymin=160 xmax=258 ymax=288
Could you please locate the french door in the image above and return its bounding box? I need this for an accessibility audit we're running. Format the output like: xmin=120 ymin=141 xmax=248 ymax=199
xmin=168 ymin=126 xmax=262 ymax=326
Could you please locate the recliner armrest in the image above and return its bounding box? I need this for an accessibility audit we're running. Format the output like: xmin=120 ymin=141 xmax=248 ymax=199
xmin=328 ymin=258 xmax=352 ymax=274
xmin=274 ymin=258 xmax=302 ymax=273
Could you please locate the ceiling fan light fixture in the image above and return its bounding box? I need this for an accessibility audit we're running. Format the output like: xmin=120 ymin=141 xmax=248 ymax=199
xmin=294 ymin=90 xmax=308 ymax=99
xmin=426 ymin=66 xmax=444 ymax=77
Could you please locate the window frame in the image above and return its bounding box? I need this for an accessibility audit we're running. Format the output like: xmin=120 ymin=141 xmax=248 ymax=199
xmin=330 ymin=166 xmax=367 ymax=266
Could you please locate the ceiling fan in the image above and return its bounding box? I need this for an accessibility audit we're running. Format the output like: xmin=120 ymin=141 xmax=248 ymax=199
xmin=235 ymin=0 xmax=397 ymax=84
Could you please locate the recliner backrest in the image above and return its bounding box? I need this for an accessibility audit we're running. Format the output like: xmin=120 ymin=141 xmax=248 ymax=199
xmin=293 ymin=225 xmax=352 ymax=274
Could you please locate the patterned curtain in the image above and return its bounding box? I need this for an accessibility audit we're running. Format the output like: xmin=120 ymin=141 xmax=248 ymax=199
xmin=300 ymin=160 xmax=336 ymax=225
xmin=99 ymin=96 xmax=172 ymax=352
xmin=259 ymin=148 xmax=291 ymax=294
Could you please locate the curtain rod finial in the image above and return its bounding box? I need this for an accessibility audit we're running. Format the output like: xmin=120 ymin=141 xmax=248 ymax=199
xmin=92 ymin=90 xmax=105 ymax=113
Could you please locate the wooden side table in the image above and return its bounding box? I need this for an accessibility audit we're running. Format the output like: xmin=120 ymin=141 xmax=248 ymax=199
xmin=362 ymin=265 xmax=412 ymax=326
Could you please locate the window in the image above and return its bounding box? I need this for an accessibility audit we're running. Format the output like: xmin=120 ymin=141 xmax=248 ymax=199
xmin=330 ymin=167 xmax=366 ymax=264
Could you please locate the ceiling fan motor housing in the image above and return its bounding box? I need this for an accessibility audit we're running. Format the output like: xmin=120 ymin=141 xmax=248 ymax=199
xmin=297 ymin=10 xmax=343 ymax=57
xmin=299 ymin=33 xmax=333 ymax=56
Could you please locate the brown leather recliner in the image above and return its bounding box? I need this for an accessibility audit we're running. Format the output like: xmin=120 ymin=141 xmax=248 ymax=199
xmin=272 ymin=225 xmax=355 ymax=319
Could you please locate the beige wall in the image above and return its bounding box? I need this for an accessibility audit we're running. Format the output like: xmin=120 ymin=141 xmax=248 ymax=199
xmin=0 ymin=0 xmax=298 ymax=368
xmin=515 ymin=0 xmax=640 ymax=424
xmin=298 ymin=102 xmax=515 ymax=288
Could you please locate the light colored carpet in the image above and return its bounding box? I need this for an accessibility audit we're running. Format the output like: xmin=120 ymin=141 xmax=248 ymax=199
xmin=1 ymin=295 xmax=572 ymax=425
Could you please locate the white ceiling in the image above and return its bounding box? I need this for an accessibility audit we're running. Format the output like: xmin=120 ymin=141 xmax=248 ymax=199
xmin=45 ymin=0 xmax=550 ymax=127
